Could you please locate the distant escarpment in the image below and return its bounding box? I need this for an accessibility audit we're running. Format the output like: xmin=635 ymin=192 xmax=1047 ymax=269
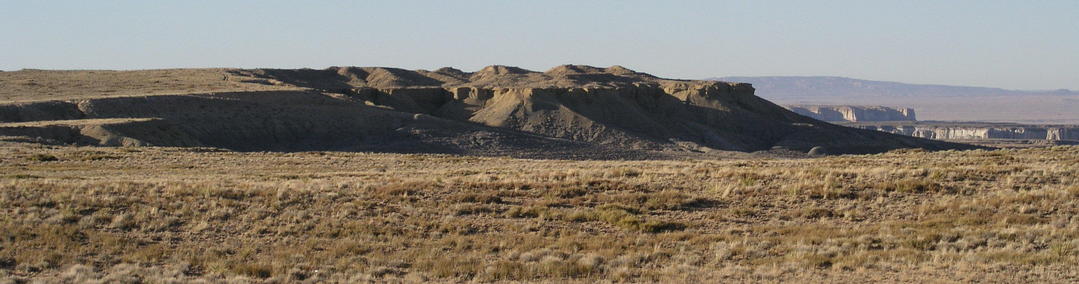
xmin=711 ymin=76 xmax=1079 ymax=123
xmin=785 ymin=105 xmax=916 ymax=122
xmin=0 ymin=65 xmax=976 ymax=157
xmin=849 ymin=122 xmax=1079 ymax=142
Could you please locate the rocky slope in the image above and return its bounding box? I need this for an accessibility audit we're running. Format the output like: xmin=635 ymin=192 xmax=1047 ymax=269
xmin=785 ymin=105 xmax=916 ymax=122
xmin=0 ymin=65 xmax=976 ymax=157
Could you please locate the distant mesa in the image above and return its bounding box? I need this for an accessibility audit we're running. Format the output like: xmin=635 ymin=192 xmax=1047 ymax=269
xmin=848 ymin=121 xmax=1079 ymax=144
xmin=785 ymin=105 xmax=916 ymax=122
xmin=0 ymin=65 xmax=978 ymax=158
xmin=709 ymin=76 xmax=1079 ymax=123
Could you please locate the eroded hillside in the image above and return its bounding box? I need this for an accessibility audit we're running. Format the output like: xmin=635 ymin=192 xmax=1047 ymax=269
xmin=0 ymin=66 xmax=976 ymax=156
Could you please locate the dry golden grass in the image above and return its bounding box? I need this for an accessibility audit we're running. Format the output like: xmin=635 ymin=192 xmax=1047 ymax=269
xmin=0 ymin=143 xmax=1077 ymax=282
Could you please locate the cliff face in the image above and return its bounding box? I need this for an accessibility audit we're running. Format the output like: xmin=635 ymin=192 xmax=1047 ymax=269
xmin=853 ymin=124 xmax=1079 ymax=141
xmin=0 ymin=65 xmax=977 ymax=156
xmin=785 ymin=105 xmax=916 ymax=122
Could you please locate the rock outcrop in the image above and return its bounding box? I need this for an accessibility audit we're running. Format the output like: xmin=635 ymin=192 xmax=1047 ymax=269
xmin=0 ymin=65 xmax=977 ymax=157
xmin=785 ymin=105 xmax=916 ymax=122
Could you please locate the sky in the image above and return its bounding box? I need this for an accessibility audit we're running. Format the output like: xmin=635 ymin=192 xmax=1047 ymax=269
xmin=2 ymin=1 xmax=1077 ymax=90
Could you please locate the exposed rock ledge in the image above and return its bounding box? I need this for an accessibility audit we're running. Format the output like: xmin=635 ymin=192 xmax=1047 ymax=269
xmin=785 ymin=105 xmax=916 ymax=122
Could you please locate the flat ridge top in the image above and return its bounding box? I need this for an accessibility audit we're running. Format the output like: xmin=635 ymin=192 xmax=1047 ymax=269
xmin=0 ymin=65 xmax=750 ymax=102
xmin=0 ymin=68 xmax=304 ymax=102
xmin=247 ymin=65 xmax=748 ymax=90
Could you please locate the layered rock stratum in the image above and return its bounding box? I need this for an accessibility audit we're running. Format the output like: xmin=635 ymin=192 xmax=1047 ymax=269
xmin=848 ymin=121 xmax=1079 ymax=142
xmin=784 ymin=105 xmax=916 ymax=122
xmin=0 ymin=65 xmax=976 ymax=158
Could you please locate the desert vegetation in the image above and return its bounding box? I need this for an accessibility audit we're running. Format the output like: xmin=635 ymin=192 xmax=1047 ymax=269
xmin=0 ymin=143 xmax=1076 ymax=282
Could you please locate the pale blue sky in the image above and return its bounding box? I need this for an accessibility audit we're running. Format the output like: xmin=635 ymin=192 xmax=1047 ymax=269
xmin=2 ymin=1 xmax=1077 ymax=90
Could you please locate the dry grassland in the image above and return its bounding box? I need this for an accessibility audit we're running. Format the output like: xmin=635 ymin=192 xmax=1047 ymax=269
xmin=0 ymin=143 xmax=1077 ymax=282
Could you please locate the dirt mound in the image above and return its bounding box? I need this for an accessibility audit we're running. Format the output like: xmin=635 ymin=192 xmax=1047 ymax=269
xmin=0 ymin=66 xmax=979 ymax=157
